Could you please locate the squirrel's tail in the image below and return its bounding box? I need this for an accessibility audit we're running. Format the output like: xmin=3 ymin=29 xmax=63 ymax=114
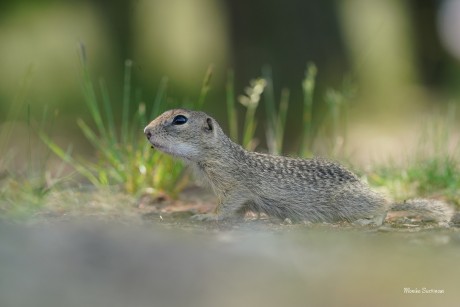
xmin=389 ymin=198 xmax=454 ymax=223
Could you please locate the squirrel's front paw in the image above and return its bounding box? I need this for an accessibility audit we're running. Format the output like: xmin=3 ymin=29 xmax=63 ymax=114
xmin=190 ymin=213 xmax=219 ymax=222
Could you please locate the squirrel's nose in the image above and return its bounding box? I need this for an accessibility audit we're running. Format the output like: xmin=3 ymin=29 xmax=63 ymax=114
xmin=144 ymin=127 xmax=152 ymax=140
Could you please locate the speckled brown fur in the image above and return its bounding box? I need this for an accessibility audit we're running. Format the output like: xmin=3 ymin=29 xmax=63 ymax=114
xmin=144 ymin=109 xmax=453 ymax=224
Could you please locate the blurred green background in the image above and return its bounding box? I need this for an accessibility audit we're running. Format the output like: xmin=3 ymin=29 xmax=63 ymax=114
xmin=0 ymin=4 xmax=459 ymax=304
xmin=1 ymin=0 xmax=459 ymax=166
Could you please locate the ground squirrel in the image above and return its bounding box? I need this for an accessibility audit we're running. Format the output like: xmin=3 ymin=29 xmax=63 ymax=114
xmin=144 ymin=109 xmax=454 ymax=224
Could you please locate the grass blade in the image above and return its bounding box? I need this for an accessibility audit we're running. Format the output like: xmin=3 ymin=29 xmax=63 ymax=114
xmin=40 ymin=133 xmax=101 ymax=186
xmin=197 ymin=64 xmax=214 ymax=108
xmin=149 ymin=77 xmax=169 ymax=120
xmin=300 ymin=62 xmax=317 ymax=157
xmin=226 ymin=69 xmax=238 ymax=142
xmin=121 ymin=60 xmax=133 ymax=144
xmin=99 ymin=78 xmax=117 ymax=145
xmin=262 ymin=65 xmax=277 ymax=154
xmin=79 ymin=44 xmax=108 ymax=140
xmin=76 ymin=119 xmax=124 ymax=181
xmin=324 ymin=89 xmax=343 ymax=157
xmin=27 ymin=103 xmax=32 ymax=177
xmin=243 ymin=105 xmax=257 ymax=150
xmin=276 ymin=88 xmax=290 ymax=153
xmin=0 ymin=65 xmax=34 ymax=159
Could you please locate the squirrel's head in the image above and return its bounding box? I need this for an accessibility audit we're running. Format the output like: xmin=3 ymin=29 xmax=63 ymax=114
xmin=144 ymin=109 xmax=222 ymax=161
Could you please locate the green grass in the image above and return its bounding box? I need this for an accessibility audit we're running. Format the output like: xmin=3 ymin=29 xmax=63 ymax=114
xmin=369 ymin=105 xmax=460 ymax=206
xmin=41 ymin=46 xmax=193 ymax=197
xmin=237 ymin=77 xmax=266 ymax=150
xmin=299 ymin=63 xmax=317 ymax=156
xmin=1 ymin=49 xmax=459 ymax=220
xmin=33 ymin=56 xmax=460 ymax=209
xmin=370 ymin=157 xmax=460 ymax=206
xmin=0 ymin=66 xmax=68 ymax=218
xmin=39 ymin=56 xmax=353 ymax=199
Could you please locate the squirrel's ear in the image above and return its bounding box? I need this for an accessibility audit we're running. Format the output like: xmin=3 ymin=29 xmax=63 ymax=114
xmin=205 ymin=118 xmax=213 ymax=132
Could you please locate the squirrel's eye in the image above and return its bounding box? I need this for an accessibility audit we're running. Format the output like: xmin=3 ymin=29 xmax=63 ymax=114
xmin=172 ymin=115 xmax=188 ymax=125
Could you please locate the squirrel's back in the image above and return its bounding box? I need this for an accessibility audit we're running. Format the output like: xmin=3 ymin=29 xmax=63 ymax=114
xmin=229 ymin=151 xmax=388 ymax=222
xmin=144 ymin=109 xmax=453 ymax=224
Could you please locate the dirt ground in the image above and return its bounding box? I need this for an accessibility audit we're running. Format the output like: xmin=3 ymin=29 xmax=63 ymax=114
xmin=1 ymin=186 xmax=460 ymax=307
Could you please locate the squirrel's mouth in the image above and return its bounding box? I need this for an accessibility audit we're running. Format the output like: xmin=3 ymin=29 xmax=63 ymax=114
xmin=148 ymin=140 xmax=172 ymax=155
xmin=149 ymin=141 xmax=164 ymax=150
xmin=145 ymin=130 xmax=161 ymax=149
xmin=145 ymin=134 xmax=163 ymax=150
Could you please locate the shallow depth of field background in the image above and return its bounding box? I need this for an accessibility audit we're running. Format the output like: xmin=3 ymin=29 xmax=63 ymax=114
xmin=1 ymin=0 xmax=459 ymax=167
xmin=1 ymin=2 xmax=460 ymax=307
